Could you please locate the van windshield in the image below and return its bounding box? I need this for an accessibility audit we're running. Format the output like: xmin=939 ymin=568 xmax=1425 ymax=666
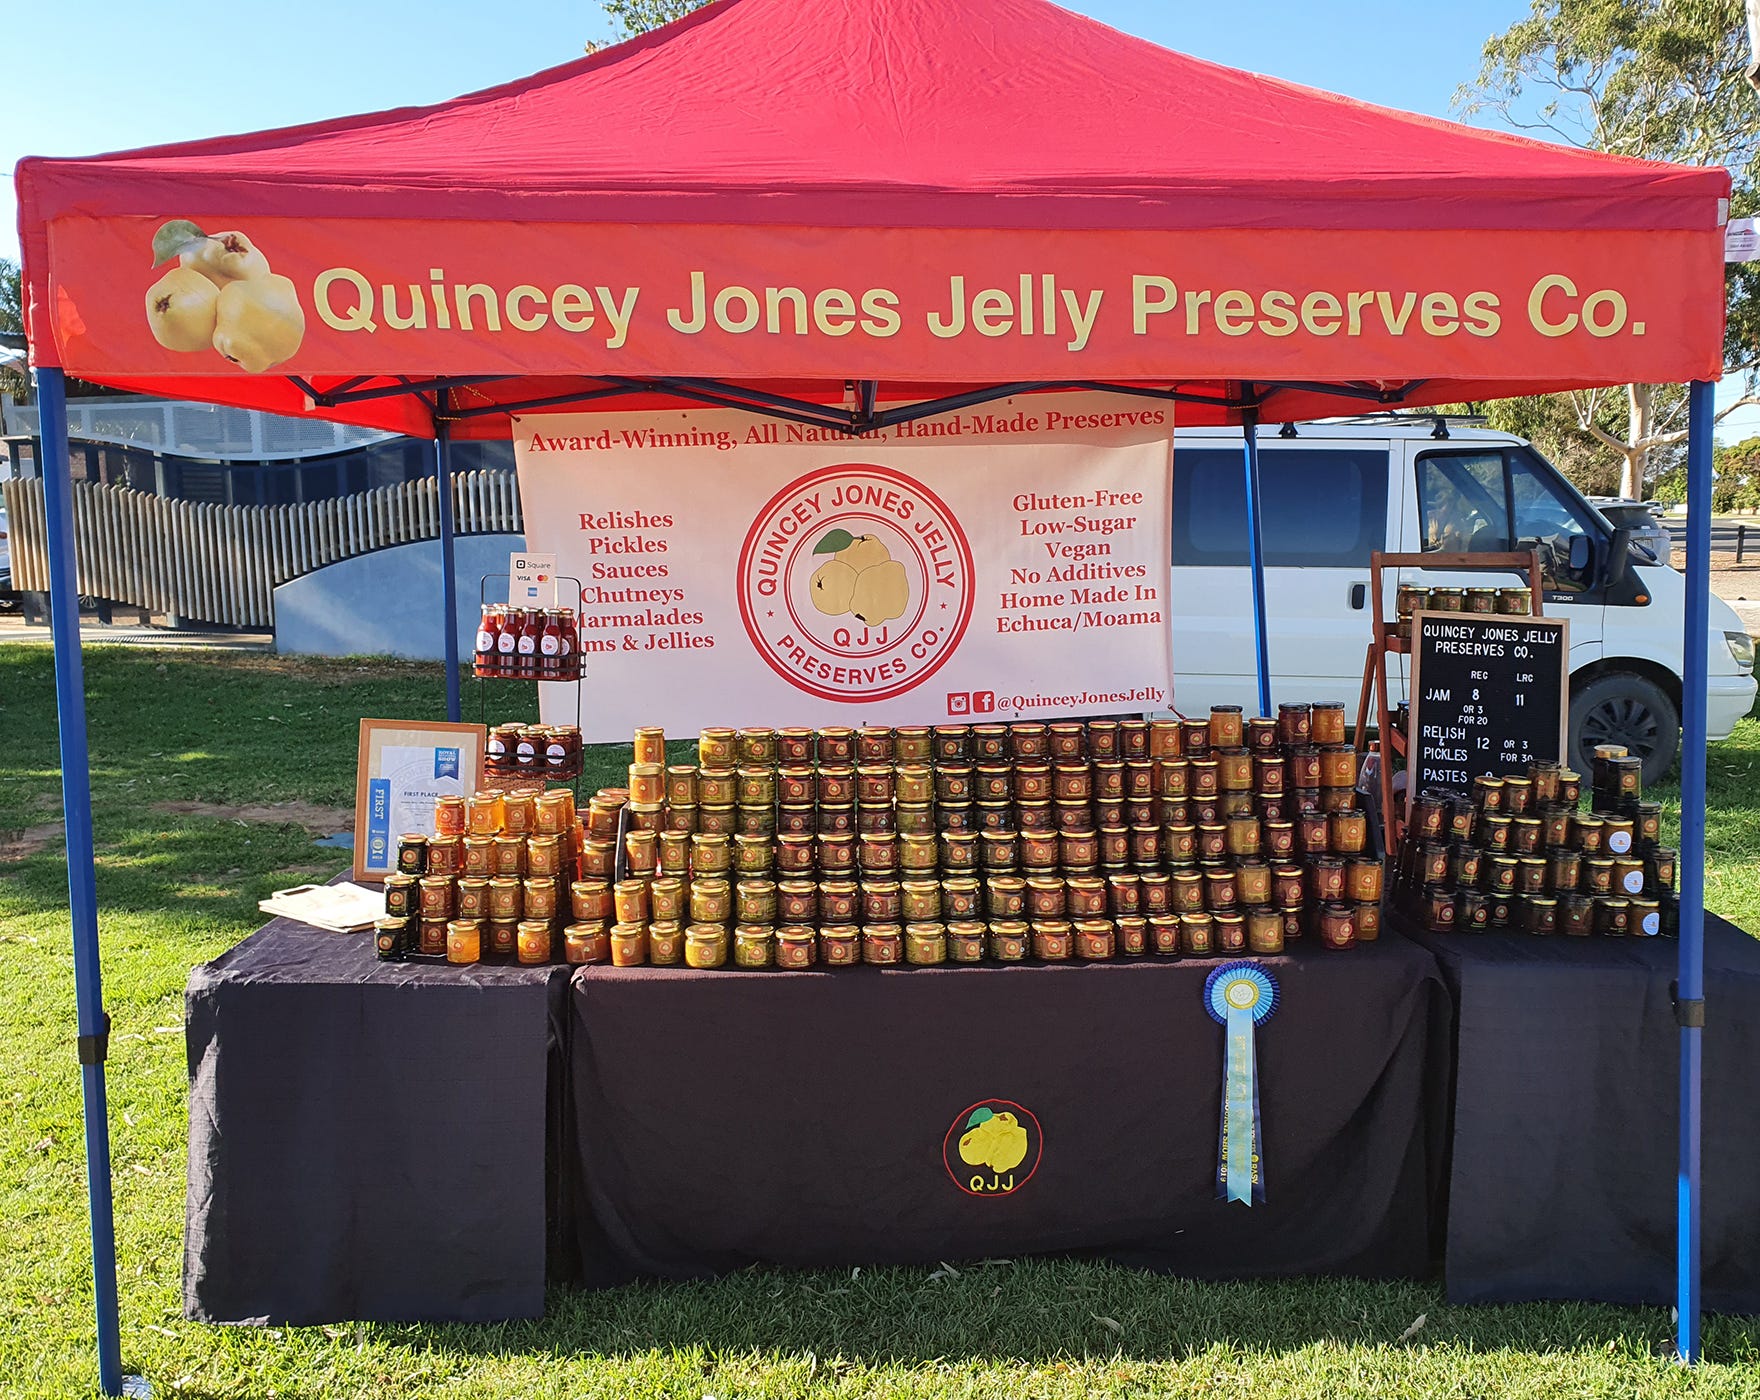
xmin=1416 ymin=446 xmax=1602 ymax=593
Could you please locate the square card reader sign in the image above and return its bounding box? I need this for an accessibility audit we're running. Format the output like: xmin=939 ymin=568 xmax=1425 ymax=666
xmin=510 ymin=551 xmax=558 ymax=608
xmin=513 ymin=391 xmax=1175 ymax=740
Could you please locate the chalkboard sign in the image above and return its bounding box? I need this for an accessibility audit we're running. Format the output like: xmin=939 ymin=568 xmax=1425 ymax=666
xmin=1405 ymin=611 xmax=1569 ymax=796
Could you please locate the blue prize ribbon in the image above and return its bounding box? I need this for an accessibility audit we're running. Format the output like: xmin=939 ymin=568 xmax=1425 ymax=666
xmin=366 ymin=778 xmax=392 ymax=874
xmin=1206 ymin=962 xmax=1278 ymax=1207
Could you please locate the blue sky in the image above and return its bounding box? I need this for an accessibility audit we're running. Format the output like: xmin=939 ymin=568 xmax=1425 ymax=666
xmin=5 ymin=0 xmax=1752 ymax=433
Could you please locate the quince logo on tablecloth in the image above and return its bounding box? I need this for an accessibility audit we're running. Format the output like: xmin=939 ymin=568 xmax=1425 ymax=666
xmin=737 ymin=463 xmax=974 ymax=703
xmin=942 ymin=1099 xmax=1042 ymax=1197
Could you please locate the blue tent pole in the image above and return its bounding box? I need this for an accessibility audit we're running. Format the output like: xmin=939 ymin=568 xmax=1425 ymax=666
xmin=35 ymin=366 xmax=125 ymax=1397
xmin=1240 ymin=402 xmax=1273 ymax=716
xmin=1675 ymin=377 xmax=1713 ymax=1364
xmin=435 ymin=392 xmax=461 ymax=722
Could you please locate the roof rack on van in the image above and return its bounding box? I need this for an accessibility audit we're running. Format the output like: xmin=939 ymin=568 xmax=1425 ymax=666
xmin=1315 ymin=410 xmax=1491 ymax=440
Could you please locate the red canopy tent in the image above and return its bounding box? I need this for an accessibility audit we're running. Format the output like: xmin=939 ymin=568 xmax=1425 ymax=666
xmin=13 ymin=0 xmax=1731 ymax=1391
xmin=17 ymin=0 xmax=1725 ymax=434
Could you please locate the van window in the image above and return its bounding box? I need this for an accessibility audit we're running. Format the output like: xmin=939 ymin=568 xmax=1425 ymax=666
xmin=1417 ymin=447 xmax=1597 ymax=592
xmin=1171 ymin=447 xmax=1388 ymax=567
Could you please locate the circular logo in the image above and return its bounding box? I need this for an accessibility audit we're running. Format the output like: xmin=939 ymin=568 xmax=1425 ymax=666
xmin=737 ymin=464 xmax=974 ymax=703
xmin=1226 ymin=979 xmax=1261 ymax=1011
xmin=1609 ymin=830 xmax=1632 ymax=855
xmin=942 ymin=1099 xmax=1042 ymax=1197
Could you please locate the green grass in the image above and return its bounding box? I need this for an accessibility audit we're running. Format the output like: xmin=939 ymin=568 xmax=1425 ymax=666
xmin=3 ymin=645 xmax=1759 ymax=1399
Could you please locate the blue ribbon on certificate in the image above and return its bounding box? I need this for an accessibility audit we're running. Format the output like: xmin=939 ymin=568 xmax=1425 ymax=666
xmin=1205 ymin=962 xmax=1278 ymax=1206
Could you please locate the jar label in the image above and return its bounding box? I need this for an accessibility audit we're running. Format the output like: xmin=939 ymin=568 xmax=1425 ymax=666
xmin=1608 ymin=831 xmax=1632 ymax=854
xmin=518 ymin=634 xmax=536 ymax=654
xmin=541 ymin=635 xmax=560 ymax=655
xmin=475 ymin=629 xmax=494 ymax=652
xmin=1623 ymin=870 xmax=1645 ymax=894
xmin=1643 ymin=912 xmax=1661 ymax=935
xmin=546 ymin=743 xmax=566 ymax=767
xmin=497 ymin=632 xmax=517 ymax=652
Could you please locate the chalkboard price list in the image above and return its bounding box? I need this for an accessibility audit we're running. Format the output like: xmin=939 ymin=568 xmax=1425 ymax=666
xmin=1407 ymin=612 xmax=1569 ymax=794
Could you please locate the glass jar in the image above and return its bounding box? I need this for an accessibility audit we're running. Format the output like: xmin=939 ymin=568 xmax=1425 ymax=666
xmin=775 ymin=927 xmax=817 ymax=970
xmin=446 ymin=919 xmax=482 ymax=965
xmin=733 ymin=925 xmax=774 ymax=968
xmin=684 ymin=923 xmax=728 ymax=968
xmin=904 ymin=924 xmax=947 ymax=966
xmin=565 ymin=923 xmax=612 ymax=964
xmin=517 ymin=920 xmax=553 ymax=965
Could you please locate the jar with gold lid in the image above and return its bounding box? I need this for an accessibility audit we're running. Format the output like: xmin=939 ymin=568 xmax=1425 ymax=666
xmin=1031 ymin=920 xmax=1073 ymax=961
xmin=446 ymin=919 xmax=482 ymax=965
xmin=517 ymin=919 xmax=553 ymax=966
xmin=564 ymin=922 xmax=611 ymax=964
xmin=818 ymin=879 xmax=859 ymax=924
xmin=733 ymin=924 xmax=774 ymax=968
xmin=687 ymin=872 xmax=732 ymax=923
xmin=1135 ymin=914 xmax=1171 ymax=956
xmin=1246 ymin=908 xmax=1284 ymax=955
xmin=1319 ymin=903 xmax=1357 ymax=950
xmin=904 ymin=923 xmax=947 ymax=965
xmin=522 ymin=877 xmax=558 ymax=921
xmin=675 ymin=922 xmax=725 ymax=972
xmin=1074 ymin=919 xmax=1115 ymax=960
xmin=1115 ymin=915 xmax=1149 ymax=955
xmin=610 ymin=923 xmax=648 ymax=966
xmin=775 ymin=926 xmax=817 ymax=969
xmin=1178 ymin=912 xmax=1215 ymax=956
xmin=819 ymin=925 xmax=860 ymax=966
xmin=861 ymin=926 xmax=903 ymax=965
xmin=988 ymin=920 xmax=1029 ymax=961
xmin=734 ymin=878 xmax=777 ymax=925
xmin=947 ymin=922 xmax=987 ymax=963
xmin=492 ymin=835 xmax=526 ymax=876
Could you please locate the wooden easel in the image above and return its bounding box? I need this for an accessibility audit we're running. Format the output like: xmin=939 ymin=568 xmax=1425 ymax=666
xmin=1354 ymin=549 xmax=1545 ymax=858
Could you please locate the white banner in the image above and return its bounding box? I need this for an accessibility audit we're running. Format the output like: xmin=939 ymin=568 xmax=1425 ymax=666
xmin=513 ymin=392 xmax=1173 ymax=739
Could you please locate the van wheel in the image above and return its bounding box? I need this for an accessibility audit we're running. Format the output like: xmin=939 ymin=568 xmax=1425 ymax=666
xmin=1569 ymin=672 xmax=1679 ymax=788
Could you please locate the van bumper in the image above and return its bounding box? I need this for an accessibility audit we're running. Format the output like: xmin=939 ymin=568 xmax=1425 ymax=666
xmin=1705 ymin=673 xmax=1758 ymax=743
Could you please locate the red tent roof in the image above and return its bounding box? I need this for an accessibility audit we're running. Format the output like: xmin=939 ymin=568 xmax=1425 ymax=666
xmin=15 ymin=0 xmax=1730 ymax=435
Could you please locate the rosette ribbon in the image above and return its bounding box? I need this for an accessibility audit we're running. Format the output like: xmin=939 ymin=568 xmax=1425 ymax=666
xmin=1204 ymin=962 xmax=1278 ymax=1205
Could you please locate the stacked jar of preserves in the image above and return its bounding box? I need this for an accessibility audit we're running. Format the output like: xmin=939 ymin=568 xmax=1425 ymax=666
xmin=579 ymin=707 xmax=1378 ymax=970
xmin=1395 ymin=745 xmax=1675 ymax=938
xmin=376 ymin=785 xmax=587 ymax=965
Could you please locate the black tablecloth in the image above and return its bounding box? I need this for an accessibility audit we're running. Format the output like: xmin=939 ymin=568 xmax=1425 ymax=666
xmin=183 ymin=918 xmax=571 ymax=1324
xmin=570 ymin=938 xmax=1450 ymax=1285
xmin=1414 ymin=914 xmax=1760 ymax=1314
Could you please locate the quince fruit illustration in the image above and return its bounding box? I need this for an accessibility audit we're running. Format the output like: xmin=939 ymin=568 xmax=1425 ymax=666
xmin=145 ymin=220 xmax=303 ymax=372
xmin=958 ymin=1108 xmax=1029 ymax=1173
xmin=810 ymin=559 xmax=859 ymax=615
xmin=180 ymin=230 xmax=272 ymax=285
xmin=851 ymin=559 xmax=909 ymax=625
xmin=144 ymin=268 xmax=220 ymax=352
xmin=808 ymin=529 xmax=910 ymax=624
xmin=213 ymin=275 xmax=306 ymax=373
xmin=837 ymin=534 xmax=891 ymax=572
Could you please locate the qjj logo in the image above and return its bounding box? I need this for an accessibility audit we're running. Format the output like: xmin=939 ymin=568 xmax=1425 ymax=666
xmin=946 ymin=690 xmax=995 ymax=716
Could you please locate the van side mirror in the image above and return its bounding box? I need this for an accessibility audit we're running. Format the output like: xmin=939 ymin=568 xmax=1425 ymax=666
xmin=1568 ymin=534 xmax=1592 ymax=573
xmin=1604 ymin=526 xmax=1633 ymax=590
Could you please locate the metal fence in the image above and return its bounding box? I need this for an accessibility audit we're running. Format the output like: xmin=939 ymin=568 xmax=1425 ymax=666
xmin=2 ymin=471 xmax=523 ymax=628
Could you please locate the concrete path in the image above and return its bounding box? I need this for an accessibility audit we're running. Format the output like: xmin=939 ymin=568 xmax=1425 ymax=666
xmin=0 ymin=612 xmax=272 ymax=651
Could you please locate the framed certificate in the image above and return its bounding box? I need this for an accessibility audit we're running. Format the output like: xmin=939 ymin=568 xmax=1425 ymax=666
xmin=353 ymin=718 xmax=487 ymax=883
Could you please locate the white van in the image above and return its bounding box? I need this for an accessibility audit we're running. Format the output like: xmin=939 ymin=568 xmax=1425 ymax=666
xmin=1166 ymin=418 xmax=1757 ymax=785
